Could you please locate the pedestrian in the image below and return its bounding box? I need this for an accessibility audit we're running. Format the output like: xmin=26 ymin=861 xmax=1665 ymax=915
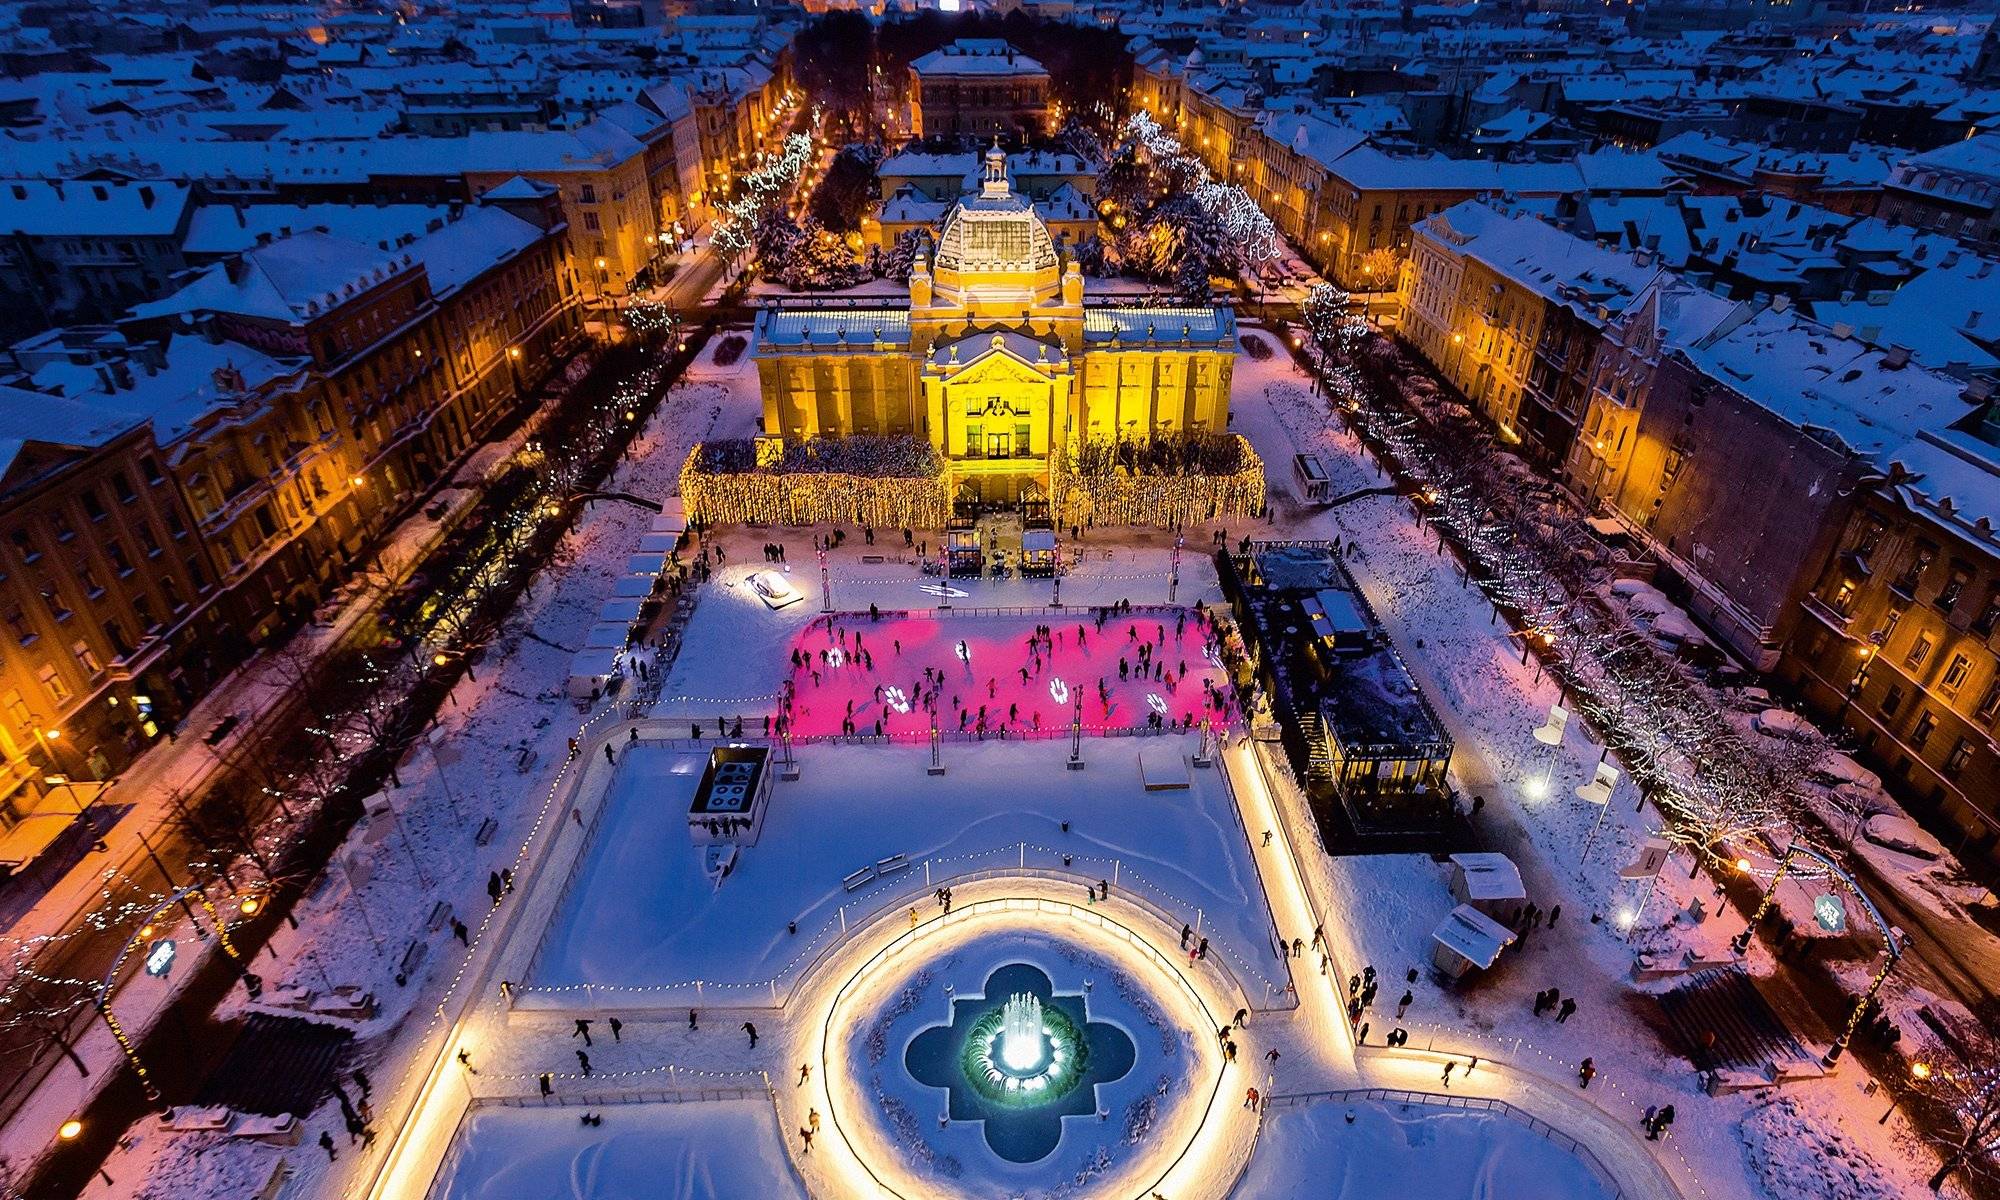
xmin=799 ymin=1063 xmax=811 ymax=1086
xmin=1655 ymin=1104 xmax=1676 ymax=1139
xmin=1234 ymin=1007 xmax=1248 ymax=1029
xmin=1643 ymin=1106 xmax=1658 ymax=1138
xmin=1577 ymin=1057 xmax=1595 ymax=1089
xmin=1224 ymin=1040 xmax=1238 ymax=1062
xmin=604 ymin=743 xmax=616 ymax=765
xmin=910 ymin=906 xmax=920 ymax=927
xmin=608 ymin=1017 xmax=623 ymax=1042
xmin=502 ymin=868 xmax=514 ymax=894
xmin=577 ymin=1050 xmax=592 ymax=1075
xmin=1533 ymin=988 xmax=1552 ymax=1017
xmin=1086 ymin=884 xmax=1097 ymax=906
xmin=320 ymin=1130 xmax=337 ymax=1160
xmin=1548 ymin=904 xmax=1562 ymax=928
xmin=1357 ymin=1022 xmax=1369 ymax=1045
xmin=574 ymin=1018 xmax=593 ymax=1045
xmin=451 ymin=917 xmax=469 ymax=945
xmin=689 ymin=1009 xmax=699 ymax=1031
xmin=809 ymin=1107 xmax=821 ymax=1133
xmin=743 ymin=1021 xmax=758 ymax=1047
xmin=1266 ymin=1047 xmax=1281 ymax=1066
xmin=1466 ymin=1055 xmax=1478 ymax=1075
xmin=457 ymin=1049 xmax=477 ymax=1074
xmin=1442 ymin=1060 xmax=1455 ymax=1086
xmin=800 ymin=1127 xmax=814 ymax=1153
xmin=345 ymin=1112 xmax=364 ymax=1145
xmin=1262 ymin=829 xmax=1272 ymax=846
xmin=1243 ymin=1085 xmax=1260 ymax=1109
xmin=539 ymin=1073 xmax=553 ymax=1097
xmin=1181 ymin=924 xmax=1193 ymax=950
xmin=353 ymin=1069 xmax=371 ymax=1101
xmin=1397 ymin=989 xmax=1413 ymax=1018
xmin=488 ymin=871 xmax=504 ymax=904
xmin=1198 ymin=937 xmax=1209 ymax=960
xmin=1557 ymin=996 xmax=1577 ymax=1024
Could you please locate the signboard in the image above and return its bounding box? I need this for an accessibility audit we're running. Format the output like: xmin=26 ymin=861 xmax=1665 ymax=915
xmin=1576 ymin=761 xmax=1621 ymax=806
xmin=144 ymin=938 xmax=177 ymax=978
xmin=1814 ymin=894 xmax=1847 ymax=934
xmin=1619 ymin=838 xmax=1671 ymax=879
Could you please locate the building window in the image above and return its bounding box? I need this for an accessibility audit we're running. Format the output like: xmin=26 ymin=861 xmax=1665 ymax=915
xmin=1978 ymin=679 xmax=2000 ymax=724
xmin=1909 ymin=709 xmax=1937 ymax=751
xmin=1975 ymin=593 xmax=2000 ymax=636
xmin=1893 ymin=544 xmax=1934 ymax=596
xmin=1880 ymin=684 xmax=1905 ymax=717
xmin=1942 ymin=654 xmax=1972 ymax=693
xmin=36 ymin=663 xmax=69 ymax=704
xmin=6 ymin=607 xmax=34 ymax=645
xmin=72 ymin=639 xmax=101 ymax=675
xmin=1937 ymin=567 xmax=1969 ymax=613
xmin=53 ymin=513 xmax=75 ymax=542
xmin=81 ymin=489 xmax=106 ymax=522
xmin=103 ymin=621 xmax=131 ymax=659
xmin=78 ymin=565 xmax=104 ymax=600
xmin=139 ymin=528 xmax=162 ymax=558
xmin=1831 ymin=579 xmax=1856 ymax=615
xmin=1943 ymin=737 xmax=1974 ymax=779
xmin=1906 ymin=633 xmax=1934 ymax=670
xmin=11 ymin=529 xmax=39 ymax=563
xmin=107 ymin=540 xmax=132 ymax=576
xmin=113 ymin=471 xmax=137 ymax=503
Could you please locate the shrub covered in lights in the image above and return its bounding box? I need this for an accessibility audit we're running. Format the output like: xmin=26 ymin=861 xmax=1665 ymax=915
xmin=1053 ymin=431 xmax=1264 ymax=529
xmin=679 ymin=436 xmax=951 ymax=528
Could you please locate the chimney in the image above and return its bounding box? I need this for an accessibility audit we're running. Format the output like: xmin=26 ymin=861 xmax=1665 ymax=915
xmin=1771 ymin=294 xmax=1791 ymax=313
xmin=1881 ymin=344 xmax=1910 ymax=369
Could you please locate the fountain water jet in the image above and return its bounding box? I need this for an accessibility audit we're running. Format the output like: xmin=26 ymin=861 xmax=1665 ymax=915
xmin=999 ymin=993 xmax=1044 ymax=1071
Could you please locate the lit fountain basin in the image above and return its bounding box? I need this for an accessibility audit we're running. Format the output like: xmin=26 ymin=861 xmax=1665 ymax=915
xmin=825 ymin=907 xmax=1245 ymax=1198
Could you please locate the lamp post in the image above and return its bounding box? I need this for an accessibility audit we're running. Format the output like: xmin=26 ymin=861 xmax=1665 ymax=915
xmin=1880 ymin=1061 xmax=1931 ymax=1124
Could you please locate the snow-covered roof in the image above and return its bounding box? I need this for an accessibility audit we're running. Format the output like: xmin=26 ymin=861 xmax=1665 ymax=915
xmin=134 ymin=231 xmax=410 ymax=324
xmin=1083 ymin=307 xmax=1235 ymax=345
xmin=910 ymin=39 xmax=1048 ymax=77
xmin=755 ymin=308 xmax=912 ymax=349
xmin=1432 ymin=903 xmax=1516 ymax=969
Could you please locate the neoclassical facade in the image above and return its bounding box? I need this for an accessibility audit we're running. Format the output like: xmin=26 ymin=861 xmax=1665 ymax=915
xmin=754 ymin=148 xmax=1238 ymax=509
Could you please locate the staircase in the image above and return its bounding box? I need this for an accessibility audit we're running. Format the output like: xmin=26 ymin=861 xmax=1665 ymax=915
xmin=1298 ymin=711 xmax=1332 ymax=780
xmin=1657 ymin=966 xmax=1815 ymax=1080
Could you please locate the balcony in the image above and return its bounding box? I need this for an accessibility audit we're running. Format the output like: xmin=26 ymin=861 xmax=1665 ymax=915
xmin=1802 ymin=593 xmax=1855 ymax=633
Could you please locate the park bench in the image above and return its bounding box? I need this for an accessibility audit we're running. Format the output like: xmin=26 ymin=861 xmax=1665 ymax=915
xmin=842 ymin=865 xmax=876 ymax=892
xmin=876 ymin=854 xmax=910 ymax=878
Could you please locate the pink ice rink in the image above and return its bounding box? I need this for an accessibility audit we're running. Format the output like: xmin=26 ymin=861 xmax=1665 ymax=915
xmin=780 ymin=611 xmax=1233 ymax=739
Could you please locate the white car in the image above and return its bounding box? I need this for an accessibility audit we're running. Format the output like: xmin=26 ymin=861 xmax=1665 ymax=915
xmin=749 ymin=569 xmax=803 ymax=609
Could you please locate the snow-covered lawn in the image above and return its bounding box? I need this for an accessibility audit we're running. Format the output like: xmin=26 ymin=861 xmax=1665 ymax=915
xmin=430 ymin=1098 xmax=805 ymax=1200
xmin=1239 ymin=1096 xmax=1614 ymax=1200
xmin=524 ymin=738 xmax=1287 ymax=1003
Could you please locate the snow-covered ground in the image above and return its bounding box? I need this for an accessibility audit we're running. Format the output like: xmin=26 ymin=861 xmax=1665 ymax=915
xmin=1240 ymin=1096 xmax=1614 ymax=1200
xmin=524 ymin=738 xmax=1288 ymax=1004
xmin=428 ymin=1098 xmax=806 ymax=1200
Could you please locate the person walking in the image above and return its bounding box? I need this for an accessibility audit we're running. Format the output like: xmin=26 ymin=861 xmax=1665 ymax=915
xmin=1577 ymin=1057 xmax=1596 ymax=1089
xmin=576 ymin=1050 xmax=592 ymax=1076
xmin=1557 ymin=996 xmax=1578 ymax=1024
xmin=1533 ymin=987 xmax=1553 ymax=1017
xmin=1396 ymin=989 xmax=1413 ymax=1018
xmin=1197 ymin=937 xmax=1209 ymax=961
xmin=539 ymin=1073 xmax=553 ymax=1097
xmin=1548 ymin=904 xmax=1562 ymax=928
xmin=319 ymin=1130 xmax=338 ymax=1161
xmin=689 ymin=1009 xmax=699 ymax=1032
xmin=743 ymin=1021 xmax=759 ymax=1048
xmin=1233 ymin=1007 xmax=1248 ymax=1029
xmin=488 ymin=872 xmax=504 ymax=904
xmin=1655 ymin=1104 xmax=1675 ymax=1140
xmin=451 ymin=917 xmax=469 ymax=946
xmin=608 ymin=1017 xmax=623 ymax=1043
xmin=1266 ymin=1047 xmax=1281 ymax=1067
xmin=799 ymin=1127 xmax=814 ymax=1154
xmin=798 ymin=1063 xmax=812 ymax=1086
xmin=1181 ymin=924 xmax=1193 ymax=950
xmin=1441 ymin=1060 xmax=1456 ymax=1087
xmin=1643 ymin=1106 xmax=1658 ymax=1138
xmin=1243 ymin=1086 xmax=1260 ymax=1109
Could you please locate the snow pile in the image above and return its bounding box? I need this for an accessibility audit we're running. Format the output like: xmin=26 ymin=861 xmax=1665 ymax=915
xmin=1737 ymin=1096 xmax=1902 ymax=1200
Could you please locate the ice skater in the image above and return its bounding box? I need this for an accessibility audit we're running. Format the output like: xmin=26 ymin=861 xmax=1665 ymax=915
xmin=743 ymin=1021 xmax=758 ymax=1047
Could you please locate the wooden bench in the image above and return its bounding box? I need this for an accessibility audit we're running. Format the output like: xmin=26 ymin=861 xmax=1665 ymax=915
xmin=842 ymin=865 xmax=876 ymax=892
xmin=875 ymin=854 xmax=910 ymax=878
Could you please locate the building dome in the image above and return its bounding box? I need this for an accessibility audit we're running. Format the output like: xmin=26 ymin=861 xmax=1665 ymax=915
xmin=933 ymin=146 xmax=1058 ymax=278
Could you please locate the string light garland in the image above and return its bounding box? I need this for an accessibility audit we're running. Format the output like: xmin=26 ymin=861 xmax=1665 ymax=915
xmin=679 ymin=436 xmax=952 ymax=529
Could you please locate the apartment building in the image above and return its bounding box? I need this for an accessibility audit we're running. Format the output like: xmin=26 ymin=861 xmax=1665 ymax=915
xmin=0 ymin=193 xmax=582 ymax=852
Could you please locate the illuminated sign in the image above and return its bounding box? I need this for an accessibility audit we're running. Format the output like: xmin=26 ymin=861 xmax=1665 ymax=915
xmin=144 ymin=939 xmax=177 ymax=977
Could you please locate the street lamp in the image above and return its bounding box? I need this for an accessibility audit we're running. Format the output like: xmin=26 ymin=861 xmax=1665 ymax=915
xmin=1880 ymin=1060 xmax=1930 ymax=1124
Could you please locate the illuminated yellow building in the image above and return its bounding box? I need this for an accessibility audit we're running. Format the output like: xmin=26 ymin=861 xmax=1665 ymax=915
xmin=755 ymin=147 xmax=1238 ymax=510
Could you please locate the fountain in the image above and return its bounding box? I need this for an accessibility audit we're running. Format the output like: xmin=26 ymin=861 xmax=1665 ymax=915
xmin=999 ymin=993 xmax=1045 ymax=1072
